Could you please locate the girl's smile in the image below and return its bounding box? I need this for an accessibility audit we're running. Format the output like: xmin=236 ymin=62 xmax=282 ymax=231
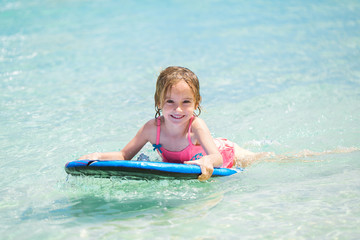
xmin=170 ymin=114 xmax=185 ymax=119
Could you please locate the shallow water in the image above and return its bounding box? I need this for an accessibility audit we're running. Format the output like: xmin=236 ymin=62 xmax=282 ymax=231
xmin=1 ymin=0 xmax=360 ymax=239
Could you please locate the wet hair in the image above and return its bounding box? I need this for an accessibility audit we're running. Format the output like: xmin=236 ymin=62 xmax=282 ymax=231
xmin=154 ymin=66 xmax=202 ymax=118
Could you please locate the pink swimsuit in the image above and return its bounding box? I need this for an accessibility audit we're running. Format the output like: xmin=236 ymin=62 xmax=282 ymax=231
xmin=152 ymin=116 xmax=235 ymax=168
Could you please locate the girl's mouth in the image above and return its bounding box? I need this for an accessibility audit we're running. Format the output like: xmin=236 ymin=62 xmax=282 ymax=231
xmin=170 ymin=114 xmax=185 ymax=119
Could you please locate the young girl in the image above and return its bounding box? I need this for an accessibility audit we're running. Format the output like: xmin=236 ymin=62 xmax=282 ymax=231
xmin=79 ymin=66 xmax=267 ymax=181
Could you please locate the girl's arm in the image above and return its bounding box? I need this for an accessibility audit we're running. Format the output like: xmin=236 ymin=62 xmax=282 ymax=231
xmin=78 ymin=120 xmax=154 ymax=161
xmin=78 ymin=151 xmax=125 ymax=160
xmin=184 ymin=117 xmax=223 ymax=181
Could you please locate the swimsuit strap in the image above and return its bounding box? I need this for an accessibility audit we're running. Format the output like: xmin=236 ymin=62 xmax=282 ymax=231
xmin=153 ymin=117 xmax=163 ymax=154
xmin=187 ymin=116 xmax=195 ymax=145
xmin=156 ymin=117 xmax=161 ymax=145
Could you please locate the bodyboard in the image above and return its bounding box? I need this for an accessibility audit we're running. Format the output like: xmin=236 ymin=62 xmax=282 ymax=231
xmin=65 ymin=160 xmax=241 ymax=179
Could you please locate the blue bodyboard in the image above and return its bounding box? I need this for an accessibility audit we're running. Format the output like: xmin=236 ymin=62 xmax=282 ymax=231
xmin=65 ymin=160 xmax=241 ymax=179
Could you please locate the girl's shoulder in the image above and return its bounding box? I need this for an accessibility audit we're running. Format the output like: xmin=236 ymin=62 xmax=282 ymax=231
xmin=191 ymin=116 xmax=208 ymax=130
xmin=138 ymin=118 xmax=158 ymax=143
xmin=143 ymin=118 xmax=158 ymax=130
xmin=190 ymin=116 xmax=212 ymax=142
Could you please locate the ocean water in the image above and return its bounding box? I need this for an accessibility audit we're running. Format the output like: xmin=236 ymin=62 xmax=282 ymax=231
xmin=1 ymin=0 xmax=359 ymax=239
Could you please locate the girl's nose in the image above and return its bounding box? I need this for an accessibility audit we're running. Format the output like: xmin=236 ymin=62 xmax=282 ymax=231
xmin=175 ymin=105 xmax=182 ymax=112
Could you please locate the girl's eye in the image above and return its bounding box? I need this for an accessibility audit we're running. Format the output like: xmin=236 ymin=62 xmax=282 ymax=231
xmin=183 ymin=100 xmax=191 ymax=104
xmin=166 ymin=100 xmax=174 ymax=104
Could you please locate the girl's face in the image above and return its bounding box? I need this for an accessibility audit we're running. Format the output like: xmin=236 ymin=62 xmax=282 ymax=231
xmin=161 ymin=80 xmax=197 ymax=125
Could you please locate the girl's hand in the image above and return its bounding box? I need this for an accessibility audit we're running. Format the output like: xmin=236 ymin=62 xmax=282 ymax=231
xmin=184 ymin=157 xmax=214 ymax=181
xmin=78 ymin=152 xmax=102 ymax=160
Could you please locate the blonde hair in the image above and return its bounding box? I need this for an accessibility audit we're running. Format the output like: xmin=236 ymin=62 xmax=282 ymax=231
xmin=154 ymin=66 xmax=202 ymax=118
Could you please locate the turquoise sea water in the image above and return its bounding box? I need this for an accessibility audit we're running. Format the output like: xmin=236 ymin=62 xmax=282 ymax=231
xmin=1 ymin=0 xmax=360 ymax=239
